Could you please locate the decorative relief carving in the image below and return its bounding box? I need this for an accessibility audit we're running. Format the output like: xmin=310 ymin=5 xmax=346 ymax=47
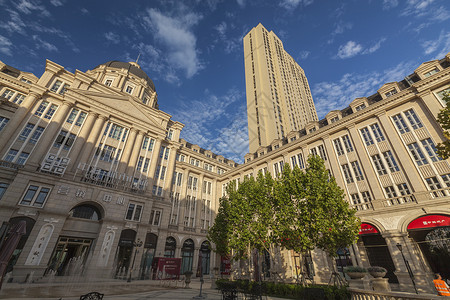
xmin=373 ymin=215 xmax=404 ymax=230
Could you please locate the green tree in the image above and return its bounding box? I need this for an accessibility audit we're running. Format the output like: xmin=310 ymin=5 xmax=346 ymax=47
xmin=437 ymin=92 xmax=450 ymax=159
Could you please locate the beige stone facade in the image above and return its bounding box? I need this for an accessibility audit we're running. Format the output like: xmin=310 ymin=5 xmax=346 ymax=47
xmin=244 ymin=23 xmax=318 ymax=153
xmin=0 ymin=60 xmax=235 ymax=282
xmin=234 ymin=50 xmax=450 ymax=293
xmin=0 ymin=40 xmax=449 ymax=295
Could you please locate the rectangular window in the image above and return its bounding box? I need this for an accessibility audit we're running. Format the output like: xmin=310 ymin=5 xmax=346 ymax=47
xmin=290 ymin=155 xmax=297 ymax=167
xmin=20 ymin=185 xmax=51 ymax=207
xmin=177 ymin=173 xmax=182 ymax=186
xmin=142 ymin=158 xmax=150 ymax=172
xmin=44 ymin=104 xmax=58 ymax=120
xmin=442 ymin=174 xmax=450 ymax=187
xmin=355 ymin=103 xmax=366 ymax=111
xmin=397 ymin=183 xmax=411 ymax=195
xmin=334 ymin=139 xmax=344 ymax=156
xmin=360 ymin=127 xmax=374 ymax=146
xmin=318 ymin=145 xmax=327 ymax=160
xmin=351 ymin=161 xmax=364 ymax=181
xmin=13 ymin=93 xmax=25 ymax=104
xmin=16 ymin=152 xmax=29 ymax=165
xmin=341 ymin=164 xmax=354 ymax=183
xmin=0 ymin=117 xmax=9 ymax=131
xmin=59 ymin=84 xmax=70 ymax=95
xmin=0 ymin=183 xmax=8 ymax=200
xmin=18 ymin=123 xmax=35 ymax=141
xmin=342 ymin=135 xmax=354 ymax=152
xmin=383 ymin=151 xmax=400 ymax=172
xmin=63 ymin=133 xmax=75 ymax=150
xmin=350 ymin=194 xmax=361 ymax=205
xmin=408 ymin=143 xmax=428 ymax=166
xmin=137 ymin=156 xmax=144 ymax=171
xmin=404 ymin=109 xmax=423 ymax=130
xmin=150 ymin=209 xmax=162 ymax=226
xmin=370 ymin=123 xmax=385 ymax=142
xmin=125 ymin=86 xmax=133 ymax=94
xmin=105 ymin=79 xmax=113 ymax=86
xmin=372 ymin=154 xmax=387 ymax=175
xmin=392 ymin=114 xmax=410 ymax=134
xmin=75 ymin=112 xmax=87 ymax=126
xmin=108 ymin=124 xmax=124 ymax=140
xmin=384 ymin=186 xmax=397 ymax=198
xmin=160 ymin=166 xmax=166 ymax=180
xmin=99 ymin=145 xmax=116 ymax=162
xmin=1 ymin=89 xmax=15 ymax=99
xmin=54 ymin=130 xmax=67 ymax=148
xmin=50 ymin=80 xmax=63 ymax=92
xmin=310 ymin=148 xmax=318 ymax=156
xmin=4 ymin=149 xmax=18 ymax=162
xmin=426 ymin=177 xmax=444 ymax=197
xmin=421 ymin=138 xmax=441 ymax=162
xmin=66 ymin=109 xmax=79 ymax=124
xmin=142 ymin=137 xmax=149 ymax=150
xmin=361 ymin=191 xmax=372 ymax=203
xmin=125 ymin=203 xmax=143 ymax=221
xmin=34 ymin=101 xmax=49 ymax=117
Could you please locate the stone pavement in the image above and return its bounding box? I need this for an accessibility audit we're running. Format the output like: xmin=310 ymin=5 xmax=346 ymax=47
xmin=0 ymin=278 xmax=285 ymax=300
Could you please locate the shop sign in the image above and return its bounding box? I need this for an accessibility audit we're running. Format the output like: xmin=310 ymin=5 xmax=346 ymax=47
xmin=407 ymin=215 xmax=450 ymax=230
xmin=152 ymin=257 xmax=181 ymax=280
xmin=359 ymin=223 xmax=379 ymax=235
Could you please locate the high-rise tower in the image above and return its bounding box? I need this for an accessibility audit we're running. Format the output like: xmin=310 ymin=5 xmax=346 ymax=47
xmin=244 ymin=23 xmax=318 ymax=153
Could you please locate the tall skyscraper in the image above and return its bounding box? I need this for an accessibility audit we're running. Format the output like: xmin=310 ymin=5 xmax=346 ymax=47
xmin=244 ymin=23 xmax=318 ymax=153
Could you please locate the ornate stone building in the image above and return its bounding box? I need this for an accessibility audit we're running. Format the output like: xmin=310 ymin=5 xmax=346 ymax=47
xmin=0 ymin=48 xmax=450 ymax=294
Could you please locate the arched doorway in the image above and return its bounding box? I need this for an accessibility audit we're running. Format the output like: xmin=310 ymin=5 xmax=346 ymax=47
xmin=48 ymin=203 xmax=102 ymax=276
xmin=140 ymin=233 xmax=157 ymax=279
xmin=407 ymin=214 xmax=450 ymax=279
xmin=181 ymin=239 xmax=194 ymax=275
xmin=164 ymin=236 xmax=176 ymax=258
xmin=196 ymin=241 xmax=210 ymax=276
xmin=114 ymin=229 xmax=137 ymax=278
xmin=5 ymin=217 xmax=35 ymax=274
xmin=359 ymin=223 xmax=398 ymax=283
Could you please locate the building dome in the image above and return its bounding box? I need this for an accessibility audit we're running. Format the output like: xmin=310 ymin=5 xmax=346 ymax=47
xmin=94 ymin=61 xmax=155 ymax=91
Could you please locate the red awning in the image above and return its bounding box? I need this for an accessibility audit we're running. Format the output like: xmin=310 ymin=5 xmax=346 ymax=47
xmin=407 ymin=215 xmax=450 ymax=230
xmin=359 ymin=223 xmax=379 ymax=235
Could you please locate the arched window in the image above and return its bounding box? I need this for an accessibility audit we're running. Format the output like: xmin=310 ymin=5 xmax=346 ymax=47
xmin=69 ymin=204 xmax=101 ymax=220
xmin=181 ymin=239 xmax=194 ymax=274
xmin=164 ymin=236 xmax=176 ymax=258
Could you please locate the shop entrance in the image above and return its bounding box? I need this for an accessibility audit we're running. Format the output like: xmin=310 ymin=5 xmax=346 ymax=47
xmin=114 ymin=229 xmax=137 ymax=278
xmin=408 ymin=214 xmax=450 ymax=279
xmin=140 ymin=233 xmax=157 ymax=279
xmin=48 ymin=237 xmax=92 ymax=275
xmin=359 ymin=223 xmax=398 ymax=283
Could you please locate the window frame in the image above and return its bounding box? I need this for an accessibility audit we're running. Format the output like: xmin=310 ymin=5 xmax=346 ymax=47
xmin=19 ymin=184 xmax=52 ymax=208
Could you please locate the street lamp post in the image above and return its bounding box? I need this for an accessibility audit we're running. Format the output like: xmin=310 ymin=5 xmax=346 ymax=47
xmin=128 ymin=238 xmax=143 ymax=283
xmin=396 ymin=243 xmax=418 ymax=294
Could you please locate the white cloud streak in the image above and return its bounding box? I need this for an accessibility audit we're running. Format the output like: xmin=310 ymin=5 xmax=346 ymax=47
xmin=32 ymin=35 xmax=58 ymax=52
xmin=422 ymin=30 xmax=450 ymax=59
xmin=279 ymin=0 xmax=313 ymax=10
xmin=144 ymin=8 xmax=203 ymax=78
xmin=16 ymin=0 xmax=50 ymax=16
xmin=312 ymin=61 xmax=416 ymax=118
xmin=336 ymin=38 xmax=386 ymax=59
xmin=0 ymin=35 xmax=13 ymax=56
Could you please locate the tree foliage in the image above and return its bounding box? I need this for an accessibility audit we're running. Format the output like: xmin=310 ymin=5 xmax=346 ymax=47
xmin=208 ymin=155 xmax=360 ymax=260
xmin=437 ymin=92 xmax=450 ymax=159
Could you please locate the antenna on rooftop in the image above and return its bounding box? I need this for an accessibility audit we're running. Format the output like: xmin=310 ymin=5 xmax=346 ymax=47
xmin=136 ymin=53 xmax=141 ymax=64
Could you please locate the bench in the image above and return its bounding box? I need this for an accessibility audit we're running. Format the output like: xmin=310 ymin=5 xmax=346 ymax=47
xmin=79 ymin=292 xmax=104 ymax=300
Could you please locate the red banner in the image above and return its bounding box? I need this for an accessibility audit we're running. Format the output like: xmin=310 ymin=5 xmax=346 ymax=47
xmin=408 ymin=215 xmax=450 ymax=230
xmin=152 ymin=257 xmax=181 ymax=280
xmin=220 ymin=255 xmax=231 ymax=275
xmin=359 ymin=223 xmax=379 ymax=235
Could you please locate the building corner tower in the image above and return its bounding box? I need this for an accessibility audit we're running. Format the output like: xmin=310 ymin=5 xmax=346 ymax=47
xmin=244 ymin=23 xmax=318 ymax=153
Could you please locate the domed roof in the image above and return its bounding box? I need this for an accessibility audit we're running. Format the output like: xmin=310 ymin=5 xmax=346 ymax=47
xmin=94 ymin=61 xmax=155 ymax=91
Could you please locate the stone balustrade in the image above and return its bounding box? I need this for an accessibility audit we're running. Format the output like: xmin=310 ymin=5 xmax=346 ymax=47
xmin=349 ymin=288 xmax=441 ymax=300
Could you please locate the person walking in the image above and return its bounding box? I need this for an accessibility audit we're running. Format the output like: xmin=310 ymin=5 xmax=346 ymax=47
xmin=434 ymin=274 xmax=450 ymax=297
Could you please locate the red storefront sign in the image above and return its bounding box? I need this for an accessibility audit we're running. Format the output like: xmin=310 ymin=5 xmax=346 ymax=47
xmin=220 ymin=255 xmax=231 ymax=275
xmin=359 ymin=223 xmax=379 ymax=235
xmin=407 ymin=215 xmax=450 ymax=230
xmin=152 ymin=257 xmax=181 ymax=280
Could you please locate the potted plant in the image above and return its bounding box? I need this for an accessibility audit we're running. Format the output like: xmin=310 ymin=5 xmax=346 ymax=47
xmin=343 ymin=266 xmax=367 ymax=279
xmin=184 ymin=271 xmax=193 ymax=288
xmin=368 ymin=266 xmax=387 ymax=278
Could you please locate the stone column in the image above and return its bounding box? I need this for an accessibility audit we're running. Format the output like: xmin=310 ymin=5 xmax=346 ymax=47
xmin=28 ymin=101 xmax=73 ymax=166
xmin=377 ymin=111 xmax=426 ymax=192
xmin=193 ymin=246 xmax=200 ymax=276
xmin=163 ymin=145 xmax=179 ymax=191
xmin=0 ymin=91 xmax=42 ymax=155
xmin=68 ymin=112 xmax=98 ymax=172
xmin=126 ymin=131 xmax=144 ymax=175
xmin=117 ymin=128 xmax=138 ymax=174
xmin=382 ymin=231 xmax=434 ymax=293
xmin=147 ymin=138 xmax=163 ymax=187
xmin=76 ymin=115 xmax=108 ymax=168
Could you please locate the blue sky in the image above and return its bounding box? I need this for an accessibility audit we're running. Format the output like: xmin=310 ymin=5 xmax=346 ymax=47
xmin=0 ymin=0 xmax=449 ymax=163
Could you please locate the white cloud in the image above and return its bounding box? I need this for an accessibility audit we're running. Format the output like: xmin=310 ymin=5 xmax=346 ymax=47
xmin=50 ymin=0 xmax=64 ymax=7
xmin=16 ymin=0 xmax=50 ymax=17
xmin=0 ymin=9 xmax=26 ymax=34
xmin=0 ymin=35 xmax=13 ymax=56
xmin=336 ymin=41 xmax=363 ymax=59
xmin=81 ymin=8 xmax=89 ymax=14
xmin=422 ymin=30 xmax=450 ymax=59
xmin=328 ymin=21 xmax=352 ymax=44
xmin=32 ymin=35 xmax=58 ymax=52
xmin=170 ymin=88 xmax=247 ymax=162
xmin=145 ymin=8 xmax=203 ymax=78
xmin=213 ymin=21 xmax=242 ymax=54
xmin=312 ymin=61 xmax=416 ymax=118
xmin=279 ymin=0 xmax=313 ymax=10
xmin=362 ymin=38 xmax=386 ymax=54
xmin=236 ymin=0 xmax=246 ymax=7
xmin=104 ymin=32 xmax=120 ymax=44
xmin=382 ymin=0 xmax=398 ymax=10
xmin=297 ymin=50 xmax=310 ymax=60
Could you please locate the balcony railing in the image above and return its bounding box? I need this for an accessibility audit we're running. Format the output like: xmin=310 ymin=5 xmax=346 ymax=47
xmin=0 ymin=160 xmax=24 ymax=170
